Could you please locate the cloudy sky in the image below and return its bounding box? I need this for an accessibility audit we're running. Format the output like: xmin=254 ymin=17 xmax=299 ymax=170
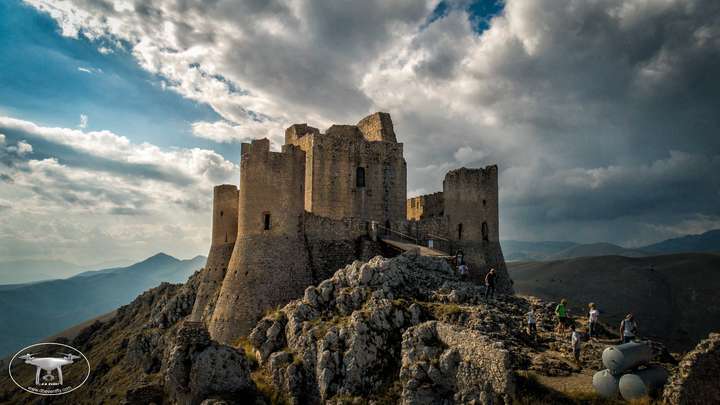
xmin=1 ymin=0 xmax=719 ymax=265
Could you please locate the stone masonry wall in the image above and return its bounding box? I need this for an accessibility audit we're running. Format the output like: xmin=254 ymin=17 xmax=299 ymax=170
xmin=190 ymin=244 xmax=235 ymax=323
xmin=401 ymin=321 xmax=515 ymax=404
xmin=285 ymin=113 xmax=407 ymax=224
xmin=236 ymin=139 xmax=306 ymax=237
xmin=190 ymin=185 xmax=238 ymax=322
xmin=209 ymin=235 xmax=311 ymax=344
xmin=357 ymin=111 xmax=397 ymax=143
xmin=303 ymin=213 xmax=383 ymax=282
xmin=443 ymin=166 xmax=499 ymax=243
xmin=407 ymin=192 xmax=444 ymax=221
xmin=209 ymin=139 xmax=310 ymax=344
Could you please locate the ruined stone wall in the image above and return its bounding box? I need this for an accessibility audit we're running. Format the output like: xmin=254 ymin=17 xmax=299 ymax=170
xmin=357 ymin=112 xmax=397 ymax=143
xmin=302 ymin=213 xmax=382 ymax=282
xmin=663 ymin=332 xmax=720 ymax=405
xmin=443 ymin=166 xmax=499 ymax=243
xmin=190 ymin=185 xmax=238 ymax=322
xmin=285 ymin=113 xmax=407 ymax=224
xmin=407 ymin=192 xmax=444 ymax=221
xmin=208 ymin=139 xmax=311 ymax=344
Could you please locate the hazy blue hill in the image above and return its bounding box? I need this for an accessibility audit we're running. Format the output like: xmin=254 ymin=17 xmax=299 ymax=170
xmin=641 ymin=229 xmax=720 ymax=254
xmin=508 ymin=253 xmax=720 ymax=351
xmin=0 ymin=259 xmax=84 ymax=285
xmin=501 ymin=240 xmax=578 ymax=261
xmin=0 ymin=253 xmax=205 ymax=357
xmin=547 ymin=242 xmax=649 ymax=260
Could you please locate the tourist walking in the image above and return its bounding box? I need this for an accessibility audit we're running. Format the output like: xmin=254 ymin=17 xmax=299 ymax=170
xmin=526 ymin=306 xmax=537 ymax=341
xmin=588 ymin=303 xmax=599 ymax=339
xmin=555 ymin=299 xmax=569 ymax=332
xmin=484 ymin=268 xmax=497 ymax=299
xmin=571 ymin=324 xmax=582 ymax=366
xmin=620 ymin=314 xmax=638 ymax=344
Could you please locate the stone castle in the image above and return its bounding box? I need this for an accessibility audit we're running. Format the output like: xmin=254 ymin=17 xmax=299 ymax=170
xmin=190 ymin=112 xmax=512 ymax=344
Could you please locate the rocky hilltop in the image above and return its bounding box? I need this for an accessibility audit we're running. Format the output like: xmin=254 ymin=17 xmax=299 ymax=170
xmin=1 ymin=253 xmax=716 ymax=404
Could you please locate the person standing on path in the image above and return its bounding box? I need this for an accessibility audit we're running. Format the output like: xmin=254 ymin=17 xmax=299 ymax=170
xmin=571 ymin=324 xmax=582 ymax=366
xmin=526 ymin=306 xmax=538 ymax=341
xmin=620 ymin=314 xmax=638 ymax=344
xmin=484 ymin=268 xmax=497 ymax=299
xmin=555 ymin=299 xmax=569 ymax=333
xmin=588 ymin=303 xmax=599 ymax=339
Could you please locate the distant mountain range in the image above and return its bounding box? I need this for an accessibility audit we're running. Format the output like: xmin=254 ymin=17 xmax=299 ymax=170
xmin=502 ymin=229 xmax=720 ymax=261
xmin=0 ymin=257 xmax=134 ymax=285
xmin=642 ymin=229 xmax=720 ymax=254
xmin=0 ymin=253 xmax=205 ymax=357
xmin=508 ymin=252 xmax=720 ymax=351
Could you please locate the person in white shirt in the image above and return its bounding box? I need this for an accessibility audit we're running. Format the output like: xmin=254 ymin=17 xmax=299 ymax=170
xmin=571 ymin=324 xmax=582 ymax=365
xmin=588 ymin=303 xmax=600 ymax=339
xmin=620 ymin=313 xmax=638 ymax=344
xmin=526 ymin=307 xmax=537 ymax=341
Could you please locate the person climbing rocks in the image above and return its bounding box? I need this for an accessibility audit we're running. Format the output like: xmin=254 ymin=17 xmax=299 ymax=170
xmin=620 ymin=313 xmax=638 ymax=344
xmin=526 ymin=306 xmax=537 ymax=341
xmin=484 ymin=268 xmax=496 ymax=299
xmin=571 ymin=324 xmax=582 ymax=366
xmin=588 ymin=302 xmax=599 ymax=339
xmin=555 ymin=299 xmax=569 ymax=332
xmin=458 ymin=263 xmax=469 ymax=281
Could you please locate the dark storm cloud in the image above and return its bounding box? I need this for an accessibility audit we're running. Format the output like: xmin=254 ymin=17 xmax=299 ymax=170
xmin=20 ymin=0 xmax=720 ymax=246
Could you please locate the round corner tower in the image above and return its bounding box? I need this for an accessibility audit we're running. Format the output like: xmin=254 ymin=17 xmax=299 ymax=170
xmin=190 ymin=184 xmax=239 ymax=322
xmin=208 ymin=139 xmax=311 ymax=344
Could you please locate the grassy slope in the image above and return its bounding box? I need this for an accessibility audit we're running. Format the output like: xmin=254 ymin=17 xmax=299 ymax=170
xmin=508 ymin=253 xmax=720 ymax=351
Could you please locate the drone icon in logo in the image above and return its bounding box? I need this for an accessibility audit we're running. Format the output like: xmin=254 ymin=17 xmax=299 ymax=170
xmin=9 ymin=342 xmax=90 ymax=396
xmin=18 ymin=352 xmax=81 ymax=385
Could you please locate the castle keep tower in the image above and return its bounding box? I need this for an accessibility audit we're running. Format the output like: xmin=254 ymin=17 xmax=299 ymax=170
xmin=285 ymin=112 xmax=406 ymax=224
xmin=190 ymin=184 xmax=238 ymax=322
xmin=208 ymin=139 xmax=311 ymax=342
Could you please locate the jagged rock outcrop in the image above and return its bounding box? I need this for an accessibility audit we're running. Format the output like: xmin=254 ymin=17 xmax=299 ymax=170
xmin=164 ymin=322 xmax=256 ymax=405
xmin=3 ymin=251 xmax=706 ymax=405
xmin=663 ymin=332 xmax=720 ymax=405
xmin=248 ymin=253 xmax=543 ymax=404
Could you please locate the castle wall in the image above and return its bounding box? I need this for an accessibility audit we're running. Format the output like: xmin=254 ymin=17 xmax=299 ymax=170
xmin=285 ymin=113 xmax=407 ymax=224
xmin=190 ymin=185 xmax=238 ymax=322
xmin=443 ymin=166 xmax=499 ymax=243
xmin=302 ymin=213 xmax=383 ymax=282
xmin=407 ymin=192 xmax=444 ymax=221
xmin=208 ymin=139 xmax=312 ymax=343
xmin=357 ymin=112 xmax=397 ymax=143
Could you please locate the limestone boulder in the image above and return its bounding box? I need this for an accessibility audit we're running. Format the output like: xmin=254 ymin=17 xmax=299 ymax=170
xmin=164 ymin=323 xmax=257 ymax=405
xmin=663 ymin=332 xmax=720 ymax=405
